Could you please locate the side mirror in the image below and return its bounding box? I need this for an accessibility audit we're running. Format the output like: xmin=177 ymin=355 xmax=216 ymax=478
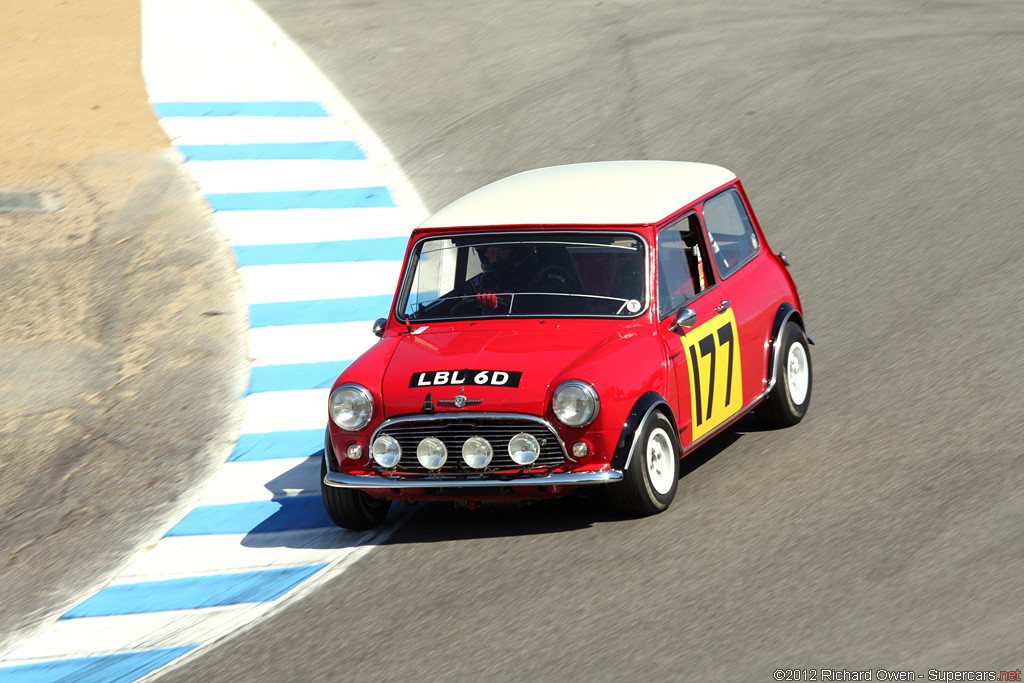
xmin=670 ymin=307 xmax=697 ymax=334
xmin=372 ymin=318 xmax=387 ymax=338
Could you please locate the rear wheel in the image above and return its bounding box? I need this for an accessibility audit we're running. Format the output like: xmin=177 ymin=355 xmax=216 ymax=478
xmin=610 ymin=411 xmax=679 ymax=516
xmin=320 ymin=456 xmax=391 ymax=530
xmin=756 ymin=321 xmax=812 ymax=428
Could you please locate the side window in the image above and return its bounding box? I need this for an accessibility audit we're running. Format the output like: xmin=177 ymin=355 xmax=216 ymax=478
xmin=702 ymin=189 xmax=759 ymax=279
xmin=657 ymin=214 xmax=713 ymax=318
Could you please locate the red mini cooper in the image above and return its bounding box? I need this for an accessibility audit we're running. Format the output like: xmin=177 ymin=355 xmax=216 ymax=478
xmin=321 ymin=161 xmax=812 ymax=529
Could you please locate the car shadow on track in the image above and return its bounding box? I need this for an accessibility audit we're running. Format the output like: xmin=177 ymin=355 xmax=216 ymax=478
xmin=383 ymin=415 xmax=767 ymax=544
xmin=240 ymin=413 xmax=768 ymax=548
xmin=678 ymin=412 xmax=764 ymax=477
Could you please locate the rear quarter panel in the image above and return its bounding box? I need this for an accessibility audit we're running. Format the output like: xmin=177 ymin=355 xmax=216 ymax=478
xmin=714 ymin=182 xmax=802 ymax=403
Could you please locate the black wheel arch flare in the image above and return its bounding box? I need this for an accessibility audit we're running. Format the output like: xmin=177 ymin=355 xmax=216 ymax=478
xmin=324 ymin=427 xmax=338 ymax=472
xmin=766 ymin=303 xmax=809 ymax=392
xmin=611 ymin=391 xmax=683 ymax=471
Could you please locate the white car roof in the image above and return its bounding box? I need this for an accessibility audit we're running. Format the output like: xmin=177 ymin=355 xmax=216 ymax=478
xmin=418 ymin=161 xmax=737 ymax=229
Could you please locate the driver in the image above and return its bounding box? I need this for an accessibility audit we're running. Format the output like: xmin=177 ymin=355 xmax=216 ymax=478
xmin=467 ymin=243 xmax=574 ymax=312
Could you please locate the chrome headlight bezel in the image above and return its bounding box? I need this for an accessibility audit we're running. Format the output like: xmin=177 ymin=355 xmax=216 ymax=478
xmin=371 ymin=434 xmax=401 ymax=468
xmin=416 ymin=436 xmax=448 ymax=470
xmin=329 ymin=383 xmax=374 ymax=431
xmin=551 ymin=380 xmax=600 ymax=427
xmin=508 ymin=432 xmax=541 ymax=466
xmin=462 ymin=436 xmax=494 ymax=469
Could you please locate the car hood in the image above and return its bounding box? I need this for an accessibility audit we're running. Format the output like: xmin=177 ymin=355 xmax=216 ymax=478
xmin=380 ymin=322 xmax=644 ymax=417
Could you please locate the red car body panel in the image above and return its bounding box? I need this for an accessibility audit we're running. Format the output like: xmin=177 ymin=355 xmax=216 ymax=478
xmin=325 ymin=172 xmax=805 ymax=502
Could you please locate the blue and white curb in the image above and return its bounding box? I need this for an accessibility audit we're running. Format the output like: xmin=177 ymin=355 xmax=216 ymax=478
xmin=0 ymin=0 xmax=426 ymax=680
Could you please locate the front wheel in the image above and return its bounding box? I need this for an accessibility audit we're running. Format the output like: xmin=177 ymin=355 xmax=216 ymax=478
xmin=610 ymin=411 xmax=680 ymax=516
xmin=320 ymin=457 xmax=391 ymax=530
xmin=756 ymin=321 xmax=812 ymax=428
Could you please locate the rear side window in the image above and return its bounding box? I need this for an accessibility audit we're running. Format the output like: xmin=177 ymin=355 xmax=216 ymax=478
xmin=702 ymin=189 xmax=758 ymax=278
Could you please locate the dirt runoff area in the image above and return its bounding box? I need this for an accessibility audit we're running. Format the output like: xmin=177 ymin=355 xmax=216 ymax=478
xmin=0 ymin=0 xmax=247 ymax=652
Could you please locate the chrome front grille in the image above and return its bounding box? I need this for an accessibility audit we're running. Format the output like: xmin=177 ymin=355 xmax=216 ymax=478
xmin=371 ymin=414 xmax=567 ymax=476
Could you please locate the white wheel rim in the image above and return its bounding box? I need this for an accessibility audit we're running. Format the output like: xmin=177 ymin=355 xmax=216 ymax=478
xmin=645 ymin=427 xmax=675 ymax=495
xmin=786 ymin=342 xmax=809 ymax=406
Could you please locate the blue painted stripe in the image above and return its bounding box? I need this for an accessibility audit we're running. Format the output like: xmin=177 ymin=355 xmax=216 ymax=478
xmin=153 ymin=101 xmax=329 ymax=117
xmin=61 ymin=565 xmax=327 ymax=619
xmin=249 ymin=294 xmax=393 ymax=327
xmin=249 ymin=361 xmax=350 ymax=393
xmin=208 ymin=187 xmax=395 ymax=211
xmin=233 ymin=237 xmax=407 ymax=266
xmin=229 ymin=430 xmax=324 ymax=462
xmin=178 ymin=141 xmax=364 ymax=161
xmin=0 ymin=647 xmax=196 ymax=683
xmin=166 ymin=496 xmax=334 ymax=536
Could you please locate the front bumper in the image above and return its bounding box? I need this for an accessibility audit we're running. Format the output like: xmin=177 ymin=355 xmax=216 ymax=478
xmin=323 ymin=469 xmax=622 ymax=490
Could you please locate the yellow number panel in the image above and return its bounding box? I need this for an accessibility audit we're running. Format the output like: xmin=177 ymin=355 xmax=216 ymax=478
xmin=683 ymin=308 xmax=743 ymax=440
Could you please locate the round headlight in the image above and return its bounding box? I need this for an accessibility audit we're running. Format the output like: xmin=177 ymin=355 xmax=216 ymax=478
xmin=508 ymin=433 xmax=541 ymax=466
xmin=462 ymin=436 xmax=493 ymax=469
xmin=371 ymin=434 xmax=401 ymax=468
xmin=417 ymin=437 xmax=448 ymax=470
xmin=329 ymin=384 xmax=373 ymax=431
xmin=552 ymin=380 xmax=600 ymax=427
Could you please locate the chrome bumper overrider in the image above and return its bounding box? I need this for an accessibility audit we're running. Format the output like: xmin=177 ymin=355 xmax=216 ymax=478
xmin=323 ymin=469 xmax=623 ymax=490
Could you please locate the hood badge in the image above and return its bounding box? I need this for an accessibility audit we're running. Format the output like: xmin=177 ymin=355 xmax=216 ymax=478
xmin=439 ymin=394 xmax=482 ymax=409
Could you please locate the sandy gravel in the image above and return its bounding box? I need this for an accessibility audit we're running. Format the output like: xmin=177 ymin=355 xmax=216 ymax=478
xmin=0 ymin=0 xmax=247 ymax=652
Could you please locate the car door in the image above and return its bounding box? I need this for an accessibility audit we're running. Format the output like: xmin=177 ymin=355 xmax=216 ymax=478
xmin=656 ymin=213 xmax=743 ymax=448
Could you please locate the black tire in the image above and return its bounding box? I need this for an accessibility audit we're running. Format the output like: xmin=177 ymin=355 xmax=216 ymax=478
xmin=609 ymin=411 xmax=680 ymax=516
xmin=756 ymin=321 xmax=812 ymax=428
xmin=320 ymin=456 xmax=391 ymax=530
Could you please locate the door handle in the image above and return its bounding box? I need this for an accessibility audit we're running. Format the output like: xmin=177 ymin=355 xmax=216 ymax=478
xmin=714 ymin=299 xmax=731 ymax=313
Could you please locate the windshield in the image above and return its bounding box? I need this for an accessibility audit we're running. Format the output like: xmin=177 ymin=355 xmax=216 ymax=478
xmin=397 ymin=232 xmax=647 ymax=320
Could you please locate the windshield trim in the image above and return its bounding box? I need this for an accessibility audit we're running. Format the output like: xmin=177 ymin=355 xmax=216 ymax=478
xmin=393 ymin=229 xmax=650 ymax=322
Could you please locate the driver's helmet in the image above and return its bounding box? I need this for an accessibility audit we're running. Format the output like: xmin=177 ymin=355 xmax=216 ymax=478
xmin=475 ymin=244 xmax=534 ymax=287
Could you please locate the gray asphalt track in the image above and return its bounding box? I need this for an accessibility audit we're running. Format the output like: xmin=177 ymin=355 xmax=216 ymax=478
xmin=159 ymin=0 xmax=1024 ymax=679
